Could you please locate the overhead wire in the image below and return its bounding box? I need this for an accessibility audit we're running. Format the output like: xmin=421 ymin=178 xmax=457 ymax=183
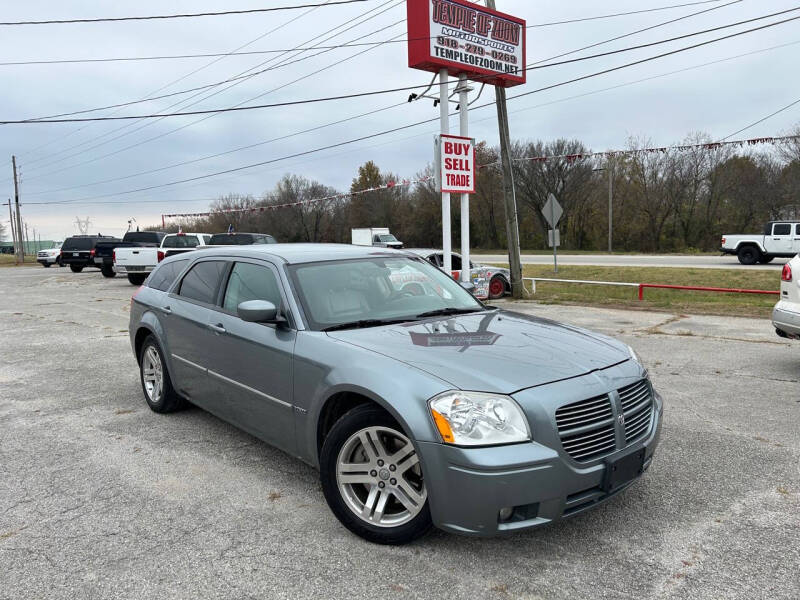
xmin=20 ymin=0 xmax=763 ymax=197
xmin=13 ymin=0 xmax=348 ymax=166
xmin=8 ymin=9 xmax=800 ymax=127
xmin=32 ymin=21 xmax=800 ymax=206
xmin=17 ymin=0 xmax=405 ymax=180
xmin=0 ymin=1 xmax=370 ymax=26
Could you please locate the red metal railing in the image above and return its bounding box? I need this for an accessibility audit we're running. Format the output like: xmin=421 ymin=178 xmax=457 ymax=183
xmin=637 ymin=283 xmax=779 ymax=301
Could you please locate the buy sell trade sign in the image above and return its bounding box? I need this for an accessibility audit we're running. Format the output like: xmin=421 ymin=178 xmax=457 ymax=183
xmin=436 ymin=134 xmax=475 ymax=194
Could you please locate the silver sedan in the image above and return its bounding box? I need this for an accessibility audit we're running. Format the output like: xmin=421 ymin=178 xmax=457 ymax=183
xmin=129 ymin=244 xmax=662 ymax=544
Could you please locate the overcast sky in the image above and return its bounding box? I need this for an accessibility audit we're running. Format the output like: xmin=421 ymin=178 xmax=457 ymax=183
xmin=1 ymin=0 xmax=798 ymax=241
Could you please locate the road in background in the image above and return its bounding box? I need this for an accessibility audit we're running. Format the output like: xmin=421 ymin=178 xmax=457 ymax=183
xmin=473 ymin=253 xmax=790 ymax=270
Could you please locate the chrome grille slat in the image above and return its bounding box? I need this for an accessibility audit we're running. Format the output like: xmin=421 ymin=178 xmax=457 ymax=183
xmin=556 ymin=379 xmax=655 ymax=462
xmin=556 ymin=395 xmax=614 ymax=462
xmin=556 ymin=407 xmax=612 ymax=427
xmin=562 ymin=430 xmax=616 ymax=452
xmin=555 ymin=399 xmax=610 ymax=419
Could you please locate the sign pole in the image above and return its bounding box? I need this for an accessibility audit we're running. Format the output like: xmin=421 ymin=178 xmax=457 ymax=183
xmin=458 ymin=73 xmax=471 ymax=283
xmin=551 ymin=199 xmax=558 ymax=274
xmin=439 ymin=68 xmax=452 ymax=276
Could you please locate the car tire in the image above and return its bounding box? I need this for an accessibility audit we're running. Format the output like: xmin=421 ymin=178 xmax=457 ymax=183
xmin=70 ymin=265 xmax=84 ymax=273
xmin=489 ymin=276 xmax=507 ymax=299
xmin=101 ymin=266 xmax=116 ymax=278
xmin=43 ymin=263 xmax=51 ymax=268
xmin=737 ymin=245 xmax=760 ymax=265
xmin=758 ymin=255 xmax=774 ymax=264
xmin=139 ymin=336 xmax=185 ymax=413
xmin=127 ymin=273 xmax=147 ymax=286
xmin=320 ymin=404 xmax=433 ymax=545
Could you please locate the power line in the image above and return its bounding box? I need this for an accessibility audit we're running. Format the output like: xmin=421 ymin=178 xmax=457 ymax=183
xmin=17 ymin=1 xmax=405 ymax=180
xmin=0 ymin=1 xmax=733 ymax=67
xmin=721 ymin=97 xmax=800 ymax=140
xmin=11 ymin=0 xmax=742 ymax=122
xmin=33 ymin=27 xmax=800 ymax=206
xmin=0 ymin=1 xmax=370 ymax=26
xmin=8 ymin=9 xmax=800 ymax=127
xmin=22 ymin=13 xmax=795 ymax=199
xmin=13 ymin=0 xmax=344 ymax=169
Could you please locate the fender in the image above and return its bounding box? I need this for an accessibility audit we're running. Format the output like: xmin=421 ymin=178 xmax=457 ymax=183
xmin=735 ymin=239 xmax=766 ymax=253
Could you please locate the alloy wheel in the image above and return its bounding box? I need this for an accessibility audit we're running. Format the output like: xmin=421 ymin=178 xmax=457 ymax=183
xmin=142 ymin=346 xmax=163 ymax=403
xmin=335 ymin=426 xmax=427 ymax=528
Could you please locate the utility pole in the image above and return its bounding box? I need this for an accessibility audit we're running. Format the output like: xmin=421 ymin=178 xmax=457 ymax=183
xmin=24 ymin=222 xmax=29 ymax=257
xmin=485 ymin=0 xmax=524 ymax=298
xmin=7 ymin=199 xmax=17 ymax=261
xmin=607 ymin=159 xmax=614 ymax=253
xmin=12 ymin=156 xmax=24 ymax=263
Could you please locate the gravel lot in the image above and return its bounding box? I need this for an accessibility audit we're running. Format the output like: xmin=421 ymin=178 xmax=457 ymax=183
xmin=1 ymin=266 xmax=798 ymax=600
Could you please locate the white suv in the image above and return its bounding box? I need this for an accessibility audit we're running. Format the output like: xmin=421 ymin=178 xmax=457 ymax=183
xmin=773 ymin=254 xmax=800 ymax=339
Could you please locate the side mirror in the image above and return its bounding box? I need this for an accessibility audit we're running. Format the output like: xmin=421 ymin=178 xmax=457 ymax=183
xmin=237 ymin=300 xmax=279 ymax=323
xmin=459 ymin=281 xmax=476 ymax=294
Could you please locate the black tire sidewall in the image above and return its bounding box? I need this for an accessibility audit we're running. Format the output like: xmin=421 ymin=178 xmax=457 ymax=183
xmin=70 ymin=265 xmax=83 ymax=273
xmin=101 ymin=267 xmax=116 ymax=278
xmin=738 ymin=246 xmax=759 ymax=265
xmin=128 ymin=274 xmax=146 ymax=286
xmin=319 ymin=405 xmax=433 ymax=545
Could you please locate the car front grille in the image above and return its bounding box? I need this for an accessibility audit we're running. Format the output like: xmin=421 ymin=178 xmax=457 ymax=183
xmin=555 ymin=395 xmax=616 ymax=462
xmin=556 ymin=379 xmax=654 ymax=463
xmin=618 ymin=379 xmax=653 ymax=443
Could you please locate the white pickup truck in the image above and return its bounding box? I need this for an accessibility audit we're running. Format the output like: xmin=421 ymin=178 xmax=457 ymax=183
xmin=114 ymin=232 xmax=211 ymax=285
xmin=721 ymin=221 xmax=800 ymax=264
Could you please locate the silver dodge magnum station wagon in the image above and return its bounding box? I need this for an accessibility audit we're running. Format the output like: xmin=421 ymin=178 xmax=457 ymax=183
xmin=129 ymin=244 xmax=662 ymax=544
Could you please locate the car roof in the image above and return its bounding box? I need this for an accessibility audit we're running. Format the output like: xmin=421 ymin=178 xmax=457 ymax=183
xmin=405 ymin=248 xmax=462 ymax=258
xmin=174 ymin=243 xmax=413 ymax=265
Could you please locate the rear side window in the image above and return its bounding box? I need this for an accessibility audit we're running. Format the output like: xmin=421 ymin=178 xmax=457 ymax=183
xmin=178 ymin=261 xmax=228 ymax=304
xmin=124 ymin=232 xmax=162 ymax=244
xmin=773 ymin=223 xmax=791 ymax=235
xmin=222 ymin=262 xmax=282 ymax=312
xmin=162 ymin=235 xmax=200 ymax=249
xmin=62 ymin=237 xmax=93 ymax=251
xmin=202 ymin=235 xmax=212 ymax=244
xmin=147 ymin=259 xmax=189 ymax=292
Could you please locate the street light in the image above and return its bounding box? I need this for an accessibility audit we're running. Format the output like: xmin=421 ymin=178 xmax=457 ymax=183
xmin=593 ymin=165 xmax=614 ymax=253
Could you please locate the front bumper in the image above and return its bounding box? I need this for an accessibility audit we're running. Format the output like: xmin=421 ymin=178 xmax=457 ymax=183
xmin=418 ymin=387 xmax=663 ymax=537
xmin=773 ymin=300 xmax=800 ymax=338
xmin=37 ymin=256 xmax=57 ymax=265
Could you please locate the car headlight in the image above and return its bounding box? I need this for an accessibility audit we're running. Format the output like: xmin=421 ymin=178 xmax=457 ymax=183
xmin=429 ymin=391 xmax=531 ymax=446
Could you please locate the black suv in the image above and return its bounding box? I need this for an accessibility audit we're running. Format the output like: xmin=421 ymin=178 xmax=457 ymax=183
xmin=60 ymin=235 xmax=120 ymax=273
xmin=208 ymin=233 xmax=277 ymax=245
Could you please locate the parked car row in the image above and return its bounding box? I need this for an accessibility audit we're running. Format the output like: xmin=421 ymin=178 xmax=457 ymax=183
xmin=52 ymin=231 xmax=277 ymax=285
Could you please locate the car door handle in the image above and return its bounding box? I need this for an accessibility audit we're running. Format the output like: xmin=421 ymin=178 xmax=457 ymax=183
xmin=208 ymin=323 xmax=226 ymax=334
xmin=160 ymin=305 xmax=172 ymax=315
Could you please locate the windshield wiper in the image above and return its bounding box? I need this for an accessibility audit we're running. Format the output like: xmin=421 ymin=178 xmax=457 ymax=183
xmin=415 ymin=307 xmax=485 ymax=319
xmin=322 ymin=318 xmax=415 ymax=332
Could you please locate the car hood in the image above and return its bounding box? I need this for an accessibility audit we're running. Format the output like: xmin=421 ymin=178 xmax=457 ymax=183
xmin=327 ymin=310 xmax=630 ymax=394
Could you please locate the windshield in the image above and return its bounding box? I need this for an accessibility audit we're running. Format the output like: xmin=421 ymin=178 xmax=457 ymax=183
xmin=162 ymin=235 xmax=200 ymax=248
xmin=288 ymin=257 xmax=484 ymax=331
xmin=377 ymin=234 xmax=398 ymax=242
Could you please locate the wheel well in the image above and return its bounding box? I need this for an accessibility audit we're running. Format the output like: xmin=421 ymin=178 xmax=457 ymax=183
xmin=133 ymin=327 xmax=153 ymax=364
xmin=316 ymin=392 xmax=380 ymax=456
xmin=736 ymin=243 xmax=759 ymax=253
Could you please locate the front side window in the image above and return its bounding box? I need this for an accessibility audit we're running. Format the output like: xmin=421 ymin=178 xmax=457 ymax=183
xmin=288 ymin=257 xmax=483 ymax=331
xmin=773 ymin=223 xmax=791 ymax=235
xmin=147 ymin=259 xmax=189 ymax=292
xmin=223 ymin=262 xmax=282 ymax=312
xmin=178 ymin=260 xmax=227 ymax=304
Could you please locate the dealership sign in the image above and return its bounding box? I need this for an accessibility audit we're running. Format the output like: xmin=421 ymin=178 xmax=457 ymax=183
xmin=436 ymin=134 xmax=475 ymax=194
xmin=407 ymin=0 xmax=526 ymax=88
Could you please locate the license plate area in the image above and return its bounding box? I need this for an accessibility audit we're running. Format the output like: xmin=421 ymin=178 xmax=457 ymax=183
xmin=602 ymin=448 xmax=646 ymax=492
xmin=73 ymin=253 xmax=79 ymax=257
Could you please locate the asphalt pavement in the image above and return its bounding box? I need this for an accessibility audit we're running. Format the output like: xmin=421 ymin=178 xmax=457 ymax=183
xmin=472 ymin=253 xmax=790 ymax=270
xmin=1 ymin=266 xmax=798 ymax=599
